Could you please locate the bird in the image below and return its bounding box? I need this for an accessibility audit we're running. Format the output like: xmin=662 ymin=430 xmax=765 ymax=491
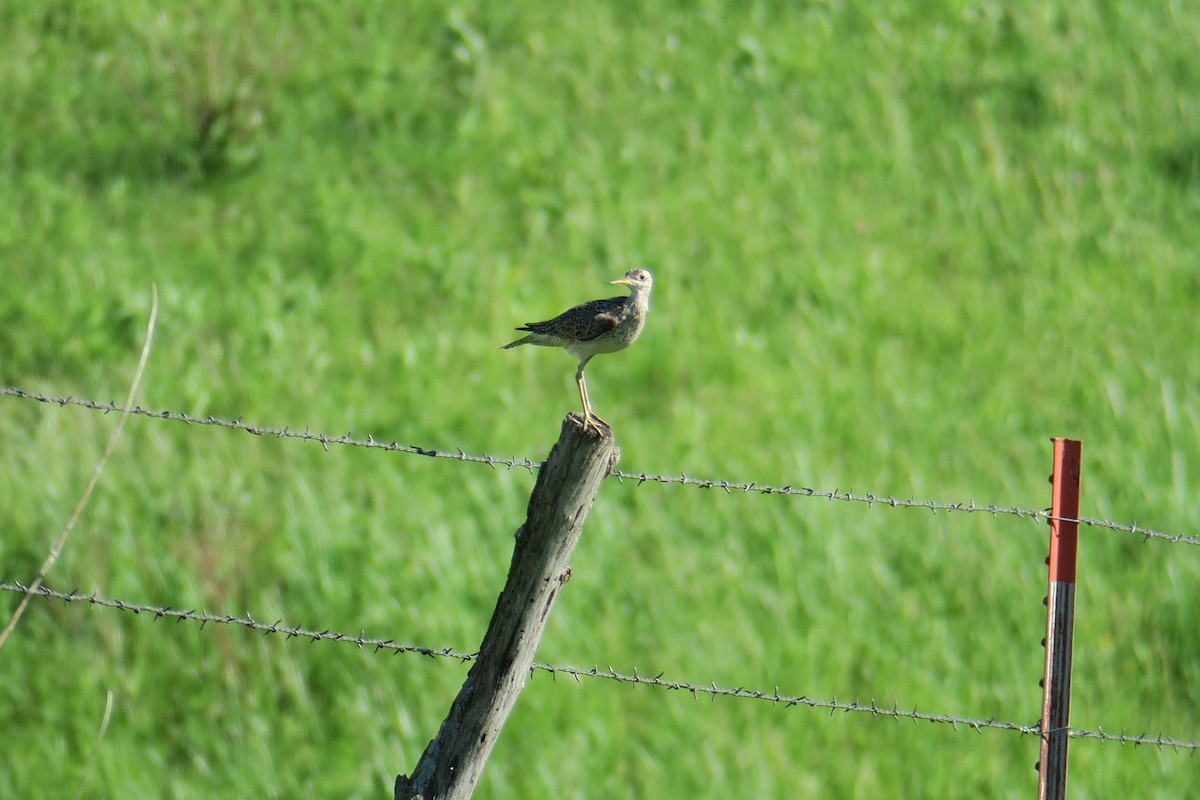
xmin=502 ymin=269 xmax=653 ymax=432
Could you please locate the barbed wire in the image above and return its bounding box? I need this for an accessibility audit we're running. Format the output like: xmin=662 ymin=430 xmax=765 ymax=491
xmin=0 ymin=386 xmax=542 ymax=470
xmin=3 ymin=581 xmax=1197 ymax=752
xmin=3 ymin=386 xmax=1197 ymax=548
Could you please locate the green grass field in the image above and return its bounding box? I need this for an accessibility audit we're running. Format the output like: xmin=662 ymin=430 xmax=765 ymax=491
xmin=2 ymin=1 xmax=1199 ymax=797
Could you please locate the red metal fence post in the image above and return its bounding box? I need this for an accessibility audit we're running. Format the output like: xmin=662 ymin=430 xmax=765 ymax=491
xmin=1037 ymin=438 xmax=1082 ymax=800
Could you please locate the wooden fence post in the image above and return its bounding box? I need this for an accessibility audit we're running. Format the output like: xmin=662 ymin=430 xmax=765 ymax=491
xmin=1037 ymin=438 xmax=1082 ymax=800
xmin=395 ymin=414 xmax=618 ymax=800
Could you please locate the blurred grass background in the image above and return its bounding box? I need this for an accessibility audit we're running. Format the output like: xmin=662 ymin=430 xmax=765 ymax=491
xmin=1 ymin=1 xmax=1198 ymax=797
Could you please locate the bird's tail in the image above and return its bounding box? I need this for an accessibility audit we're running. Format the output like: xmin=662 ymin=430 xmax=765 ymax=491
xmin=501 ymin=334 xmax=534 ymax=350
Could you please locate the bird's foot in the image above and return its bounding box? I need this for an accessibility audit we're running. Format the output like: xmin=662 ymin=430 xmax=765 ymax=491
xmin=574 ymin=411 xmax=609 ymax=436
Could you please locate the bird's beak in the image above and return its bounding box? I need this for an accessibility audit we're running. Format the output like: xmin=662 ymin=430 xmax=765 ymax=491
xmin=610 ymin=279 xmax=633 ymax=286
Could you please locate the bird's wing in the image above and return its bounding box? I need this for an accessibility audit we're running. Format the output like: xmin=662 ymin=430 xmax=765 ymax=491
xmin=521 ymin=297 xmax=624 ymax=341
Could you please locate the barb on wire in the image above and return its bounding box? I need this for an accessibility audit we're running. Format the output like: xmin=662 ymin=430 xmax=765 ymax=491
xmin=3 ymin=386 xmax=1197 ymax=547
xmin=4 ymin=581 xmax=1198 ymax=752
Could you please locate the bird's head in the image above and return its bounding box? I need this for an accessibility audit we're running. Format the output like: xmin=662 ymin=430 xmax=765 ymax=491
xmin=610 ymin=269 xmax=653 ymax=294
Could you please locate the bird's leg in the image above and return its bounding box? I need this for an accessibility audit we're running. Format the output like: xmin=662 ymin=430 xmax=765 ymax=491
xmin=576 ymin=359 xmax=605 ymax=432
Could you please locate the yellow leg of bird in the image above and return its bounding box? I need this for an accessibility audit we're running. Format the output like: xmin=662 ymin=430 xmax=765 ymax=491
xmin=576 ymin=363 xmax=605 ymax=433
